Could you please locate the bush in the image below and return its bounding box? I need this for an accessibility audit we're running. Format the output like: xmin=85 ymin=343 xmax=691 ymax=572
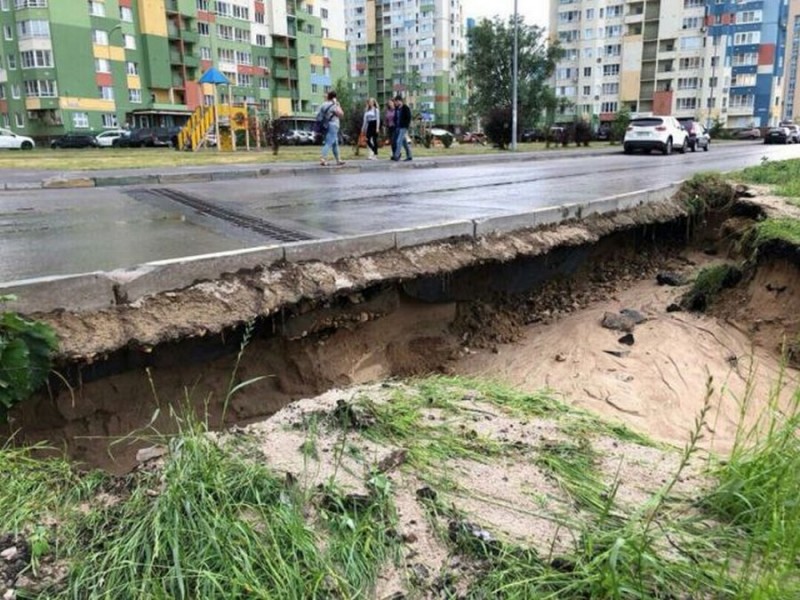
xmin=483 ymin=105 xmax=512 ymax=149
xmin=0 ymin=295 xmax=58 ymax=419
xmin=441 ymin=132 xmax=454 ymax=148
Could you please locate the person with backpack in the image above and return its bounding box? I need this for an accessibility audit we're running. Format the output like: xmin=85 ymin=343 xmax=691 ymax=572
xmin=317 ymin=91 xmax=345 ymax=166
xmin=391 ymin=95 xmax=412 ymax=162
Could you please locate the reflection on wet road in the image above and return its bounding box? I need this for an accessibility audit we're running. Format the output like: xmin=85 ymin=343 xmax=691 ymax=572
xmin=2 ymin=142 xmax=798 ymax=282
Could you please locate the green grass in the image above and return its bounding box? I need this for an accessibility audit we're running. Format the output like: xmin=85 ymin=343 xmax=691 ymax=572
xmin=0 ymin=141 xmax=605 ymax=171
xmin=677 ymin=172 xmax=735 ymax=215
xmin=681 ymin=263 xmax=742 ymax=311
xmin=738 ymin=158 xmax=800 ymax=198
xmin=750 ymin=217 xmax=800 ymax=248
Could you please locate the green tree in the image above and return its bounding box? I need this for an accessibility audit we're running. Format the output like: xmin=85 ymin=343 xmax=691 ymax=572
xmin=464 ymin=16 xmax=561 ymax=133
xmin=611 ymin=106 xmax=632 ymax=143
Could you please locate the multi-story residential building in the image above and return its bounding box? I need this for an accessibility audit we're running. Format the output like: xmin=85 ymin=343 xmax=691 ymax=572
xmin=549 ymin=0 xmax=789 ymax=128
xmin=783 ymin=0 xmax=800 ymax=121
xmin=344 ymin=0 xmax=466 ymax=127
xmin=0 ymin=0 xmax=346 ymax=139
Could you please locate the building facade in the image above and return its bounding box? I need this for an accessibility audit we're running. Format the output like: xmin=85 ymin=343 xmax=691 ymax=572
xmin=784 ymin=0 xmax=800 ymax=121
xmin=550 ymin=0 xmax=789 ymax=128
xmin=0 ymin=0 xmax=346 ymax=138
xmin=344 ymin=0 xmax=466 ymax=127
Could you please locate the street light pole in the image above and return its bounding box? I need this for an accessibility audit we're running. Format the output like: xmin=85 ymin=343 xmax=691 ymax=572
xmin=511 ymin=0 xmax=518 ymax=151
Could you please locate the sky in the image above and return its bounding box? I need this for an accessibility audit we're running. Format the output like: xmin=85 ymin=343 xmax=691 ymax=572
xmin=461 ymin=0 xmax=550 ymax=30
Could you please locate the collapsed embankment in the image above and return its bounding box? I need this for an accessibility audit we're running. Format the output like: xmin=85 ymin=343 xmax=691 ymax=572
xmin=6 ymin=178 xmax=799 ymax=471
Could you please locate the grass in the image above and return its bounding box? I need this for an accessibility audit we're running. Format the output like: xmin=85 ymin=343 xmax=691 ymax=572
xmin=0 ymin=141 xmax=608 ymax=171
xmin=750 ymin=217 xmax=800 ymax=248
xmin=738 ymin=158 xmax=800 ymax=198
xmin=4 ymin=375 xmax=800 ymax=598
xmin=681 ymin=263 xmax=742 ymax=311
xmin=677 ymin=171 xmax=735 ymax=215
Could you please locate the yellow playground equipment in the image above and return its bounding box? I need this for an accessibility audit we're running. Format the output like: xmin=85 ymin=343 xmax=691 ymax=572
xmin=177 ymin=105 xmax=252 ymax=151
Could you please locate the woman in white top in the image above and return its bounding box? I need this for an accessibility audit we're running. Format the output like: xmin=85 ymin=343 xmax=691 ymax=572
xmin=361 ymin=98 xmax=381 ymax=159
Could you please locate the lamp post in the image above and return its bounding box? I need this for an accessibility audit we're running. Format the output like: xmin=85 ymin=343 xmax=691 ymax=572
xmin=511 ymin=0 xmax=519 ymax=151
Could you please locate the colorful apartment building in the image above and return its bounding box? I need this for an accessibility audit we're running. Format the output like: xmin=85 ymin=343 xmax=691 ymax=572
xmin=0 ymin=0 xmax=346 ymax=138
xmin=344 ymin=0 xmax=466 ymax=127
xmin=783 ymin=0 xmax=800 ymax=121
xmin=550 ymin=0 xmax=790 ymax=128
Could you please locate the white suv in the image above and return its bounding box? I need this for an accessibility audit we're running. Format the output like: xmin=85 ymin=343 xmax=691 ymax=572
xmin=623 ymin=116 xmax=688 ymax=155
xmin=0 ymin=128 xmax=35 ymax=150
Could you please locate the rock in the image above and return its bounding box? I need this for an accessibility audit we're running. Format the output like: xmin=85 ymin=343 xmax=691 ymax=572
xmin=601 ymin=312 xmax=635 ymax=333
xmin=400 ymin=532 xmax=418 ymax=544
xmin=3 ymin=589 xmax=16 ymax=600
xmin=0 ymin=547 xmax=18 ymax=561
xmin=657 ymin=272 xmax=686 ymax=287
xmin=618 ymin=333 xmax=635 ymax=346
xmin=619 ymin=308 xmax=647 ymax=324
xmin=377 ymin=449 xmax=407 ymax=473
xmin=415 ymin=486 xmax=437 ymax=502
xmin=555 ymin=353 xmax=567 ymax=362
xmin=603 ymin=350 xmax=630 ymax=359
xmin=135 ymin=446 xmax=167 ymax=463
xmin=666 ymin=303 xmax=682 ymax=313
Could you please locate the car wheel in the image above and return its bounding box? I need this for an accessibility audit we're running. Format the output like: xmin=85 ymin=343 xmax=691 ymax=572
xmin=623 ymin=144 xmax=632 ymax=154
xmin=21 ymin=141 xmax=33 ymax=150
xmin=662 ymin=138 xmax=673 ymax=155
xmin=679 ymin=141 xmax=686 ymax=154
xmin=703 ymin=141 xmax=709 ymax=152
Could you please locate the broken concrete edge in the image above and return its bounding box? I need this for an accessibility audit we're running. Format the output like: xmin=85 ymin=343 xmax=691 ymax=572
xmin=2 ymin=183 xmax=684 ymax=315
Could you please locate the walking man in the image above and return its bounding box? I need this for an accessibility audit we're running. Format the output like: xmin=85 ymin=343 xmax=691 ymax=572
xmin=391 ymin=95 xmax=412 ymax=162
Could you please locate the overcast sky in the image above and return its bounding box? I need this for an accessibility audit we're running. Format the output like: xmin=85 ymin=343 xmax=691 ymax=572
xmin=461 ymin=0 xmax=549 ymax=30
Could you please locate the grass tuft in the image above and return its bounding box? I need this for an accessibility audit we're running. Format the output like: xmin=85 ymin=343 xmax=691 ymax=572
xmin=738 ymin=158 xmax=800 ymax=198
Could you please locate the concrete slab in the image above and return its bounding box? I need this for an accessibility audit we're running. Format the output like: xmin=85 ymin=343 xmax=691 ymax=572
xmin=0 ymin=272 xmax=116 ymax=314
xmin=158 ymin=172 xmax=213 ymax=184
xmin=284 ymin=232 xmax=396 ymax=264
xmin=210 ymin=170 xmax=259 ymax=181
xmin=474 ymin=212 xmax=539 ymax=237
xmin=5 ymin=181 xmax=43 ymax=190
xmin=94 ymin=175 xmax=159 ymax=187
xmin=111 ymin=245 xmax=284 ymax=303
xmin=395 ymin=221 xmax=475 ymax=248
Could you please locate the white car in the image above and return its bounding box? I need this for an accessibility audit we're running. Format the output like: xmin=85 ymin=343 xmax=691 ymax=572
xmin=94 ymin=129 xmax=127 ymax=148
xmin=623 ymin=116 xmax=688 ymax=155
xmin=0 ymin=128 xmax=35 ymax=150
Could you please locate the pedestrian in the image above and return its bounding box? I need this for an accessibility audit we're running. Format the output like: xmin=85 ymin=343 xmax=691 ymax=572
xmin=362 ymin=98 xmax=380 ymax=160
xmin=318 ymin=90 xmax=345 ymax=167
xmin=384 ymin=99 xmax=396 ymax=157
xmin=391 ymin=95 xmax=412 ymax=162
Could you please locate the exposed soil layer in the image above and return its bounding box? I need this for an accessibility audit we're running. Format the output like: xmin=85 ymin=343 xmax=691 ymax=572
xmin=6 ymin=187 xmax=799 ymax=473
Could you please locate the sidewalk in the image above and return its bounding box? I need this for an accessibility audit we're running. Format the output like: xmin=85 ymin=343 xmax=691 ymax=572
xmin=0 ymin=145 xmax=622 ymax=191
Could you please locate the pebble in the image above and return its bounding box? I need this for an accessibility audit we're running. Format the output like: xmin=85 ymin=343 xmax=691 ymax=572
xmin=0 ymin=547 xmax=18 ymax=561
xmin=3 ymin=589 xmax=16 ymax=600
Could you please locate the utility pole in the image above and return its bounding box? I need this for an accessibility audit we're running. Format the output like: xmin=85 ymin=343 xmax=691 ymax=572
xmin=511 ymin=0 xmax=519 ymax=151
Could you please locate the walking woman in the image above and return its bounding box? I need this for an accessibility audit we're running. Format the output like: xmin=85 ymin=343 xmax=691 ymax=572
xmin=318 ymin=90 xmax=345 ymax=167
xmin=362 ymin=98 xmax=380 ymax=159
xmin=384 ymin=99 xmax=397 ymax=158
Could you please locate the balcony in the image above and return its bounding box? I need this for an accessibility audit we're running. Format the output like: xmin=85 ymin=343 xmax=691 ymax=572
xmin=274 ymin=67 xmax=291 ymax=79
xmin=181 ymin=29 xmax=199 ymax=44
xmin=184 ymin=55 xmax=199 ymax=68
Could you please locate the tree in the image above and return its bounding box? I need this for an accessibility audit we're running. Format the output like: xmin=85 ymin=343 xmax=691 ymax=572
xmin=611 ymin=106 xmax=631 ymax=144
xmin=464 ymin=16 xmax=561 ymax=135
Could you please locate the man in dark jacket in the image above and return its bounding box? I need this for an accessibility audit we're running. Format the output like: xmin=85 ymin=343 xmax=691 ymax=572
xmin=391 ymin=95 xmax=412 ymax=161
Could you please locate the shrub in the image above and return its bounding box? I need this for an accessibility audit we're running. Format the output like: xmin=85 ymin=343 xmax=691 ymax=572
xmin=483 ymin=105 xmax=512 ymax=149
xmin=441 ymin=132 xmax=454 ymax=148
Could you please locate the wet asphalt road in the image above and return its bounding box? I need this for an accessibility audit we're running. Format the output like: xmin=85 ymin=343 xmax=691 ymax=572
xmin=2 ymin=141 xmax=799 ymax=282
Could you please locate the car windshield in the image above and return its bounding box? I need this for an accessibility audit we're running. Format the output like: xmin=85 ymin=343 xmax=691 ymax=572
xmin=630 ymin=118 xmax=663 ymax=127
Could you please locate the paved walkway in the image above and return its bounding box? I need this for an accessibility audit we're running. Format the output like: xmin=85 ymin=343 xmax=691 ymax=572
xmin=0 ymin=146 xmax=621 ymax=190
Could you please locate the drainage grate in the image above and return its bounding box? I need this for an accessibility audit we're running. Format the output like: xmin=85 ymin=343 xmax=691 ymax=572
xmin=128 ymin=187 xmax=315 ymax=243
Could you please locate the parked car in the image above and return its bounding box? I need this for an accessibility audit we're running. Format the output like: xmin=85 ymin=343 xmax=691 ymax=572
xmin=764 ymin=126 xmax=794 ymax=144
xmin=594 ymin=124 xmax=612 ymax=141
xmin=623 ymin=116 xmax=688 ymax=155
xmin=50 ymin=132 xmax=97 ymax=149
xmin=112 ymin=127 xmax=182 ymax=148
xmin=734 ymin=127 xmax=762 ymax=140
xmin=0 ymin=128 xmax=35 ymax=150
xmin=521 ymin=128 xmax=545 ymax=143
xmin=93 ymin=129 xmax=127 ymax=148
xmin=779 ymin=122 xmax=800 ymax=143
xmin=677 ymin=118 xmax=710 ymax=152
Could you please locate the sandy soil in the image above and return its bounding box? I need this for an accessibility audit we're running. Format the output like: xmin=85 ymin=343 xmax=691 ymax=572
xmin=455 ymin=257 xmax=798 ymax=454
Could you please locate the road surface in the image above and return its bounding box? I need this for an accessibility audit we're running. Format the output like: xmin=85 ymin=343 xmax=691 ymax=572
xmin=1 ymin=141 xmax=798 ymax=282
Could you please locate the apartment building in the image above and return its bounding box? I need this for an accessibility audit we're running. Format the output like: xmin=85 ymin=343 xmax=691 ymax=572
xmin=344 ymin=0 xmax=466 ymax=127
xmin=0 ymin=0 xmax=346 ymax=138
xmin=783 ymin=0 xmax=800 ymax=121
xmin=550 ymin=0 xmax=789 ymax=128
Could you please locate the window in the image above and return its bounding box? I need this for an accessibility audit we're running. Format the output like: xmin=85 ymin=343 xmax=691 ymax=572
xmin=603 ymin=64 xmax=620 ymax=76
xmin=236 ymin=50 xmax=251 ymax=65
xmin=583 ymin=67 xmax=591 ymax=77
xmin=24 ymin=79 xmax=57 ymax=97
xmin=731 ymin=72 xmax=756 ymax=87
xmin=21 ymin=49 xmax=52 ymax=68
xmin=217 ymin=24 xmax=232 ymax=40
xmin=198 ymin=22 xmax=209 ymax=35
xmin=601 ymin=82 xmax=619 ymax=95
xmin=196 ymin=0 xmax=209 ymax=10
xmin=676 ymin=97 xmax=698 ymax=110
xmin=738 ymin=11 xmax=762 ymax=24
xmin=92 ymin=29 xmax=108 ymax=45
xmin=605 ymin=44 xmax=621 ymax=57
xmin=126 ymin=61 xmax=138 ymax=75
xmin=128 ymin=88 xmax=142 ymax=103
xmin=734 ymin=31 xmax=760 ymax=45
xmin=98 ymin=85 xmax=114 ymax=100
xmin=236 ymin=73 xmax=250 ymax=86
xmin=7 ymin=54 xmax=16 ymax=70
xmin=606 ymin=5 xmax=623 ymax=17
xmin=11 ymin=83 xmax=20 ymax=98
xmin=0 ymin=0 xmax=7 ymax=9
xmin=200 ymin=46 xmax=211 ymax=60
xmin=255 ymin=33 xmax=267 ymax=46
xmin=14 ymin=112 xmax=24 ymax=128
xmin=88 ymin=1 xmax=105 ymax=16
xmin=680 ymin=36 xmax=702 ymax=50
xmin=605 ymin=25 xmax=622 ymax=38
xmin=684 ymin=0 xmax=704 ymax=7
xmin=124 ymin=34 xmax=136 ymax=49
xmin=601 ymin=101 xmax=618 ymax=113
xmin=120 ymin=6 xmax=133 ymax=22
xmin=255 ymin=11 xmax=264 ymax=24
xmin=0 ymin=84 xmax=4 ymax=99
xmin=232 ymin=4 xmax=248 ymax=19
xmin=259 ymin=77 xmax=269 ymax=90
xmin=94 ymin=58 xmax=110 ymax=73
xmin=682 ymin=17 xmax=701 ymax=29
xmin=72 ymin=112 xmax=89 ymax=128
xmin=679 ymin=57 xmax=703 ymax=69
xmin=101 ymin=113 xmax=117 ymax=128
xmin=677 ymin=77 xmax=699 ymax=89
xmin=17 ymin=20 xmax=50 ymax=39
xmin=14 ymin=0 xmax=49 ymax=6
xmin=3 ymin=25 xmax=11 ymax=40
xmin=321 ymin=8 xmax=328 ymax=18
xmin=218 ymin=47 xmax=234 ymax=62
